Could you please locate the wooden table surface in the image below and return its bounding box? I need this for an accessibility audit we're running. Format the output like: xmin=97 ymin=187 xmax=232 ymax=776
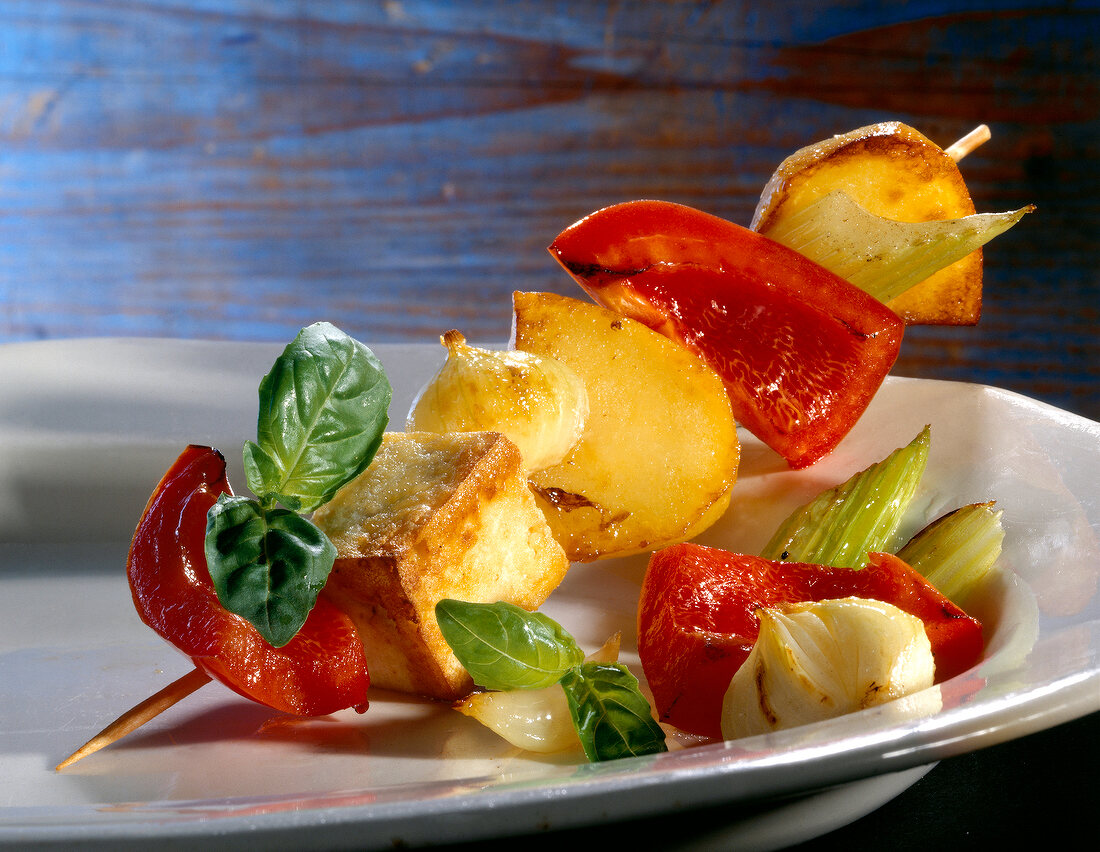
xmin=1 ymin=2 xmax=1096 ymax=849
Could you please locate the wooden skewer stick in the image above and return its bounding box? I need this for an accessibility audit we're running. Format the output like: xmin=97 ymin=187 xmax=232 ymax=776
xmin=56 ymin=666 xmax=211 ymax=770
xmin=945 ymin=124 xmax=991 ymax=162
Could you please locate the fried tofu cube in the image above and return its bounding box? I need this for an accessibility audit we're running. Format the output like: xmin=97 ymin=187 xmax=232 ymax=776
xmin=313 ymin=431 xmax=570 ymax=700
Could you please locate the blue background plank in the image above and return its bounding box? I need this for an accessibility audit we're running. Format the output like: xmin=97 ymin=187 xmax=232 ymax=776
xmin=0 ymin=1 xmax=1096 ymax=417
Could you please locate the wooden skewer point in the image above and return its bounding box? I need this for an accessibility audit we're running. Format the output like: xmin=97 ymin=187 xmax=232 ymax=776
xmin=55 ymin=666 xmax=211 ymax=770
xmin=946 ymin=124 xmax=991 ymax=162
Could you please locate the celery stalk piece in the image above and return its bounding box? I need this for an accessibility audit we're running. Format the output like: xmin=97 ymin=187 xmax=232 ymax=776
xmin=761 ymin=426 xmax=930 ymax=569
xmin=896 ymin=502 xmax=1004 ymax=605
xmin=765 ymin=191 xmax=1034 ymax=304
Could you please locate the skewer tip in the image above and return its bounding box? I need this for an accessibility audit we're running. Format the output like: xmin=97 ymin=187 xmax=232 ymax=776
xmin=946 ymin=124 xmax=992 ymax=162
xmin=55 ymin=667 xmax=211 ymax=771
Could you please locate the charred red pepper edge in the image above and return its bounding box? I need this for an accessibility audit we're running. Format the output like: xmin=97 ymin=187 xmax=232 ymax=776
xmin=127 ymin=444 xmax=369 ymax=716
xmin=638 ymin=543 xmax=982 ymax=739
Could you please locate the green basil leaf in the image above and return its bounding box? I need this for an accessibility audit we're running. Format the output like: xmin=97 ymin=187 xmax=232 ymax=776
xmin=205 ymin=494 xmax=336 ymax=647
xmin=244 ymin=321 xmax=392 ymax=513
xmin=435 ymin=600 xmax=584 ymax=691
xmin=559 ymin=663 xmax=668 ymax=762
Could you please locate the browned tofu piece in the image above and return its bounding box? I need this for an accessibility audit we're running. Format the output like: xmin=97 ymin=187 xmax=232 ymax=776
xmin=313 ymin=431 xmax=570 ymax=700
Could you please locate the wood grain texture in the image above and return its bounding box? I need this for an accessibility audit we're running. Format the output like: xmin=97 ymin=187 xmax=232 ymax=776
xmin=0 ymin=1 xmax=1096 ymax=418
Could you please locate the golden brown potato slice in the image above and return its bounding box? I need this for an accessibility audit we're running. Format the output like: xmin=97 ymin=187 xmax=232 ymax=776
xmin=751 ymin=121 xmax=980 ymax=325
xmin=511 ymin=291 xmax=740 ymax=563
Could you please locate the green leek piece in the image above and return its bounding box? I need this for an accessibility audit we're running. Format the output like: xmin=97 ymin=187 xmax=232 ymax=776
xmin=765 ymin=190 xmax=1034 ymax=304
xmin=897 ymin=502 xmax=1004 ymax=605
xmin=761 ymin=426 xmax=930 ymax=568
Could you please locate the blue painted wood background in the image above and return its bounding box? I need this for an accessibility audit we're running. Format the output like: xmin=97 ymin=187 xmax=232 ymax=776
xmin=0 ymin=0 xmax=1096 ymax=420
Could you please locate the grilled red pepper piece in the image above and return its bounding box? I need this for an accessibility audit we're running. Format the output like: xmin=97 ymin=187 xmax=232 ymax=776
xmin=638 ymin=543 xmax=982 ymax=738
xmin=127 ymin=444 xmax=369 ymax=716
xmin=549 ymin=200 xmax=904 ymax=468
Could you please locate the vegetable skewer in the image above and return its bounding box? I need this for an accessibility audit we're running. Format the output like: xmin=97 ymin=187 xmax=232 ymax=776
xmin=55 ymin=124 xmax=999 ymax=770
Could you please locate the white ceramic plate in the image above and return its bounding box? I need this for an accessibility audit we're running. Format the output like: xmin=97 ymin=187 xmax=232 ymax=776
xmin=1 ymin=338 xmax=1098 ymax=851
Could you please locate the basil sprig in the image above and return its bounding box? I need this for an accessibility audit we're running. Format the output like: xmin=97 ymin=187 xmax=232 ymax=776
xmin=436 ymin=600 xmax=667 ymax=762
xmin=435 ymin=599 xmax=584 ymax=690
xmin=559 ymin=663 xmax=667 ymax=763
xmin=206 ymin=322 xmax=392 ymax=648
xmin=243 ymin=322 xmax=392 ymax=512
xmin=205 ymin=498 xmax=337 ymax=647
